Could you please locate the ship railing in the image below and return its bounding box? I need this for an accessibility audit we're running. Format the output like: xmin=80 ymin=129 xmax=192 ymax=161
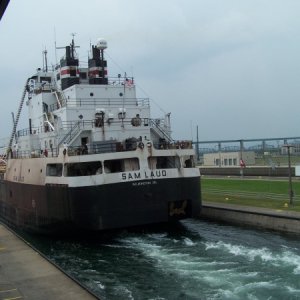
xmin=46 ymin=97 xmax=149 ymax=113
xmin=33 ymin=82 xmax=55 ymax=94
xmin=9 ymin=148 xmax=60 ymax=159
xmin=15 ymin=115 xmax=151 ymax=138
xmin=59 ymin=118 xmax=151 ymax=132
xmin=7 ymin=140 xmax=193 ymax=159
xmin=60 ymin=120 xmax=94 ymax=130
xmin=43 ymin=94 xmax=150 ymax=112
xmin=67 ymin=142 xmax=122 ymax=156
xmin=64 ymin=97 xmax=149 ymax=108
xmin=107 ymin=76 xmax=135 ymax=86
xmin=152 ymin=140 xmax=193 ymax=150
xmin=15 ymin=117 xmax=169 ymax=139
xmin=66 ymin=139 xmax=193 ymax=156
xmin=16 ymin=126 xmax=50 ymax=137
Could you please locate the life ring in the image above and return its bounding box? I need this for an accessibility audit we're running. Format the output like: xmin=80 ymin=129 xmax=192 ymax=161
xmin=138 ymin=142 xmax=144 ymax=150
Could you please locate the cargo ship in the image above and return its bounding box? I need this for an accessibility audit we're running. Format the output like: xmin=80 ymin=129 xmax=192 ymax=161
xmin=0 ymin=38 xmax=201 ymax=233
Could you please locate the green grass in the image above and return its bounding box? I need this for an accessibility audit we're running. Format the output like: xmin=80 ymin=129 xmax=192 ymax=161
xmin=202 ymin=177 xmax=300 ymax=212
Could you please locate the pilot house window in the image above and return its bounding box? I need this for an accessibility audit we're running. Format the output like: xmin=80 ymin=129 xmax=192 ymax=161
xmin=148 ymin=156 xmax=181 ymax=169
xmin=104 ymin=158 xmax=139 ymax=173
xmin=46 ymin=164 xmax=63 ymax=176
xmin=65 ymin=161 xmax=102 ymax=177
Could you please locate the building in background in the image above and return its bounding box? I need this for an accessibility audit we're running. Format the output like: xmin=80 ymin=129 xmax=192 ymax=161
xmin=203 ymin=151 xmax=255 ymax=167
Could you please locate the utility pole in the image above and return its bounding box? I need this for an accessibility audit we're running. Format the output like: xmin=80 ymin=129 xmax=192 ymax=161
xmin=196 ymin=125 xmax=199 ymax=162
xmin=283 ymin=144 xmax=294 ymax=205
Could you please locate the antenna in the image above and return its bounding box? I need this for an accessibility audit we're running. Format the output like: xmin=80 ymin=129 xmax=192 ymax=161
xmin=43 ymin=48 xmax=48 ymax=72
xmin=70 ymin=33 xmax=79 ymax=58
xmin=56 ymin=33 xmax=80 ymax=60
xmin=54 ymin=27 xmax=58 ymax=65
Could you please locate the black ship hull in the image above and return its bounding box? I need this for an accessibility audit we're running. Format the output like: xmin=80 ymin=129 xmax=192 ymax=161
xmin=0 ymin=176 xmax=201 ymax=234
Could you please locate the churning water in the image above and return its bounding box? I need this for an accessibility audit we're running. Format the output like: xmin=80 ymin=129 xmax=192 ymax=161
xmin=23 ymin=219 xmax=300 ymax=300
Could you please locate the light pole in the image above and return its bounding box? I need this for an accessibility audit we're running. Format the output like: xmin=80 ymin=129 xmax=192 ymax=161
xmin=283 ymin=144 xmax=294 ymax=205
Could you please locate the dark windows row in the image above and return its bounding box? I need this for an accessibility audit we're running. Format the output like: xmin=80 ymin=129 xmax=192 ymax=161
xmin=46 ymin=158 xmax=139 ymax=177
xmin=46 ymin=155 xmax=194 ymax=177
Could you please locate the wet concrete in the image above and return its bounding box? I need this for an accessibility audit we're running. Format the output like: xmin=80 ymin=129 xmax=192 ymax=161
xmin=0 ymin=223 xmax=98 ymax=300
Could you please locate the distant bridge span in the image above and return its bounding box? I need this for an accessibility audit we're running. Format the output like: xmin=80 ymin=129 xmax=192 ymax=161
xmin=193 ymin=136 xmax=300 ymax=145
xmin=192 ymin=136 xmax=300 ymax=160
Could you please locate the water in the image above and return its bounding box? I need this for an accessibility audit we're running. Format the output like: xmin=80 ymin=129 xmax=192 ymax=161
xmin=21 ymin=219 xmax=300 ymax=300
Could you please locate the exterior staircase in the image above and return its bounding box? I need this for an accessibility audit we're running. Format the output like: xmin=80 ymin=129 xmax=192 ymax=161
xmin=150 ymin=119 xmax=173 ymax=143
xmin=57 ymin=122 xmax=83 ymax=149
xmin=7 ymin=78 xmax=30 ymax=154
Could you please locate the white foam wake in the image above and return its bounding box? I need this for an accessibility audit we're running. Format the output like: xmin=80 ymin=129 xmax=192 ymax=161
xmin=205 ymin=240 xmax=300 ymax=274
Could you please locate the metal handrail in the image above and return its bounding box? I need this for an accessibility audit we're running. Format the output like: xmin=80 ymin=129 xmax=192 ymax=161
xmin=149 ymin=119 xmax=173 ymax=143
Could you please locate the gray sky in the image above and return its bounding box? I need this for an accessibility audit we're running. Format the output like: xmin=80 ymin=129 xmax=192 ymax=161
xmin=1 ymin=0 xmax=300 ymax=141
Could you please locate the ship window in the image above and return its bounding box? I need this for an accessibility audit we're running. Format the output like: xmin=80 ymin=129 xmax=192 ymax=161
xmin=104 ymin=158 xmax=139 ymax=173
xmin=40 ymin=76 xmax=51 ymax=83
xmin=70 ymin=69 xmax=77 ymax=76
xmin=95 ymin=113 xmax=104 ymax=127
xmin=46 ymin=164 xmax=63 ymax=176
xmin=80 ymin=72 xmax=87 ymax=79
xmin=183 ymin=156 xmax=195 ymax=168
xmin=64 ymin=161 xmax=102 ymax=177
xmin=148 ymin=156 xmax=180 ymax=169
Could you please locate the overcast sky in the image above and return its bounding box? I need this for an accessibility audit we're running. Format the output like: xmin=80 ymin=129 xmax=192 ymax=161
xmin=1 ymin=0 xmax=300 ymax=142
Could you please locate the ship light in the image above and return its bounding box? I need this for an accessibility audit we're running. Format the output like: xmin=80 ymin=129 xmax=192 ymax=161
xmin=96 ymin=108 xmax=105 ymax=116
xmin=118 ymin=108 xmax=126 ymax=119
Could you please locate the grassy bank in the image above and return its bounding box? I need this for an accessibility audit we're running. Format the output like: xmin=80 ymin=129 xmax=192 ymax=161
xmin=202 ymin=177 xmax=300 ymax=212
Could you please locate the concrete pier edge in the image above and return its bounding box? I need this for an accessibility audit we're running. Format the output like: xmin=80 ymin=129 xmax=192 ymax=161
xmin=200 ymin=201 xmax=300 ymax=235
xmin=0 ymin=221 xmax=99 ymax=299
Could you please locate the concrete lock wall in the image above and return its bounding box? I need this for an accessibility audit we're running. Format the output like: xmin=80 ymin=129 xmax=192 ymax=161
xmin=200 ymin=205 xmax=300 ymax=235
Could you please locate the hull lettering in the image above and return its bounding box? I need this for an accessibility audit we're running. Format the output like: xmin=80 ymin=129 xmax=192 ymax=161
xmin=122 ymin=170 xmax=167 ymax=181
